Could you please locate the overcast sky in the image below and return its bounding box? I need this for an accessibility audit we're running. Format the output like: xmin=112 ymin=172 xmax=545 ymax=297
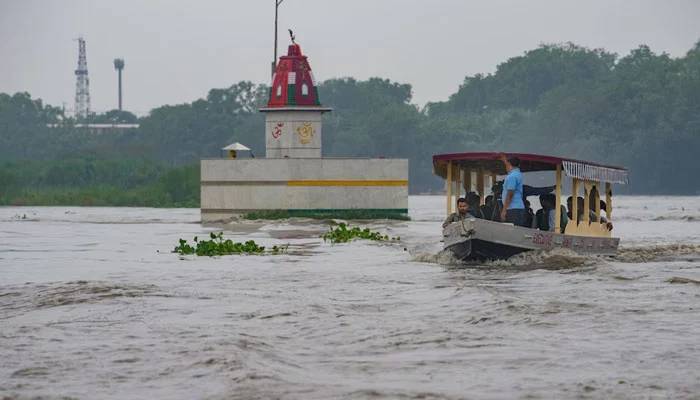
xmin=1 ymin=0 xmax=699 ymax=115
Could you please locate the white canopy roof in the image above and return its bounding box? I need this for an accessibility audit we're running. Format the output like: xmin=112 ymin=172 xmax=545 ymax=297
xmin=221 ymin=142 xmax=250 ymax=151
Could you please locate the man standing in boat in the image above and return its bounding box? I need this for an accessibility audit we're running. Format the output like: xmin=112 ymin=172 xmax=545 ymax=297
xmin=498 ymin=154 xmax=527 ymax=227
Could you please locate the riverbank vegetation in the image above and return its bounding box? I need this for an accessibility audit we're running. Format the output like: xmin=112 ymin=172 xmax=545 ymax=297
xmin=1 ymin=40 xmax=698 ymax=206
xmin=0 ymin=159 xmax=199 ymax=207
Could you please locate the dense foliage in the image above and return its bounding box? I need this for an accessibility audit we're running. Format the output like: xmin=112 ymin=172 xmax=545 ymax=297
xmin=0 ymin=158 xmax=199 ymax=207
xmin=1 ymin=40 xmax=698 ymax=205
xmin=418 ymin=42 xmax=700 ymax=193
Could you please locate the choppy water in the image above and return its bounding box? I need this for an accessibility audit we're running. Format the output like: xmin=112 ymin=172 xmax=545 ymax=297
xmin=1 ymin=196 xmax=699 ymax=399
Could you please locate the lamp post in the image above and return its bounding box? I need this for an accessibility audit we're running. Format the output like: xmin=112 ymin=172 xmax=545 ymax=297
xmin=113 ymin=58 xmax=124 ymax=111
xmin=272 ymin=0 xmax=284 ymax=77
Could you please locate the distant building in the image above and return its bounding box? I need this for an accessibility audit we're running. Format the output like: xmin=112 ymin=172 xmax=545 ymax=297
xmin=47 ymin=123 xmax=139 ymax=134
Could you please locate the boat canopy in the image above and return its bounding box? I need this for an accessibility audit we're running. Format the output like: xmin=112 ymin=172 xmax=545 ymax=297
xmin=433 ymin=152 xmax=628 ymax=185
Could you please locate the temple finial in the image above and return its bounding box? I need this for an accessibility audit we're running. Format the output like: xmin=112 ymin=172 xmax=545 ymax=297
xmin=288 ymin=29 xmax=296 ymax=44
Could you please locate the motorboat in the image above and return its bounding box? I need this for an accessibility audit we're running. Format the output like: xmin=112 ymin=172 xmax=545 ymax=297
xmin=434 ymin=152 xmax=628 ymax=261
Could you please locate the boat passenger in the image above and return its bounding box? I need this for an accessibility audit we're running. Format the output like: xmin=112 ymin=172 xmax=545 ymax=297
xmin=577 ymin=197 xmax=584 ymax=219
xmin=536 ymin=194 xmax=568 ymax=233
xmin=601 ymin=202 xmax=613 ymax=230
xmin=524 ymin=199 xmax=535 ymax=228
xmin=498 ymin=154 xmax=527 ymax=227
xmin=566 ymin=196 xmax=583 ymax=221
xmin=481 ymin=195 xmax=496 ymax=221
xmin=566 ymin=196 xmax=613 ymax=231
xmin=442 ymin=197 xmax=470 ymax=228
xmin=587 ymin=194 xmax=614 ymax=231
xmin=485 ymin=182 xmax=505 ymax=221
xmin=466 ymin=192 xmax=485 ymax=219
xmin=587 ymin=187 xmax=601 ymax=223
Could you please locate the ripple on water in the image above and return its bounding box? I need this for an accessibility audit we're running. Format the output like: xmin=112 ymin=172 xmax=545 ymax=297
xmin=615 ymin=243 xmax=700 ymax=263
xmin=412 ymin=247 xmax=600 ymax=271
xmin=0 ymin=281 xmax=172 ymax=320
xmin=412 ymin=242 xmax=700 ymax=270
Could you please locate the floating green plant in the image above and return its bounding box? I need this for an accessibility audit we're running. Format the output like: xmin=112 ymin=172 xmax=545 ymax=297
xmin=173 ymin=232 xmax=287 ymax=256
xmin=322 ymin=223 xmax=400 ymax=244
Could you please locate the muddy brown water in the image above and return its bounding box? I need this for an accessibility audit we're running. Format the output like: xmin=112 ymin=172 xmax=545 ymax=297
xmin=1 ymin=196 xmax=699 ymax=399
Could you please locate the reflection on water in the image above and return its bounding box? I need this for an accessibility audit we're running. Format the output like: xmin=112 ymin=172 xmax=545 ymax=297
xmin=1 ymin=196 xmax=699 ymax=399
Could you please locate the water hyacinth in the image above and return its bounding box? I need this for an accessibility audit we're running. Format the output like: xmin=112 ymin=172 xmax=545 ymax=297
xmin=173 ymin=232 xmax=287 ymax=256
xmin=322 ymin=223 xmax=399 ymax=244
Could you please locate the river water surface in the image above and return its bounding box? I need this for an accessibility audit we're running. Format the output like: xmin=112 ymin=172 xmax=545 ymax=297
xmin=1 ymin=196 xmax=699 ymax=399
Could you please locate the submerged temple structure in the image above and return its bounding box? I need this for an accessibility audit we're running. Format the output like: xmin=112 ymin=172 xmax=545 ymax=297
xmin=200 ymin=40 xmax=408 ymax=221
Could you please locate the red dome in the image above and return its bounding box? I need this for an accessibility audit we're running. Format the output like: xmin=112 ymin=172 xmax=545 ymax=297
xmin=267 ymin=43 xmax=321 ymax=107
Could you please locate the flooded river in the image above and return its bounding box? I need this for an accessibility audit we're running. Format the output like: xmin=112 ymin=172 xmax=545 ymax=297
xmin=1 ymin=196 xmax=699 ymax=399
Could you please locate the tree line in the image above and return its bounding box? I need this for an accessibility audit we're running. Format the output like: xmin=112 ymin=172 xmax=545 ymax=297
xmin=1 ymin=40 xmax=698 ymax=206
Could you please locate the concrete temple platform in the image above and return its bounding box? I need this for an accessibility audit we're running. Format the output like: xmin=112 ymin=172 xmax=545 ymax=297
xmin=200 ymin=40 xmax=409 ymax=222
xmin=200 ymin=158 xmax=408 ymax=222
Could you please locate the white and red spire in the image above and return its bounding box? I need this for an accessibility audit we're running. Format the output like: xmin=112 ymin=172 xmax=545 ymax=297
xmin=267 ymin=42 xmax=321 ymax=107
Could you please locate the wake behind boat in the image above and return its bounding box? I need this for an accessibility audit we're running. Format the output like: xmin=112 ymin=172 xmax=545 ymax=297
xmin=434 ymin=152 xmax=628 ymax=261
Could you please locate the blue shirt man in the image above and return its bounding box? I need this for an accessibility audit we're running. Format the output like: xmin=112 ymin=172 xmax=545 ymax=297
xmin=499 ymin=154 xmax=528 ymax=227
xmin=503 ymin=167 xmax=525 ymax=209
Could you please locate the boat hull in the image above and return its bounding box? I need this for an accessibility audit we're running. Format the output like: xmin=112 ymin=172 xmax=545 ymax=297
xmin=443 ymin=218 xmax=619 ymax=261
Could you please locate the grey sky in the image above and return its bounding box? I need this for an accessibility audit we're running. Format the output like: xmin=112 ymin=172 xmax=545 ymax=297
xmin=1 ymin=0 xmax=699 ymax=115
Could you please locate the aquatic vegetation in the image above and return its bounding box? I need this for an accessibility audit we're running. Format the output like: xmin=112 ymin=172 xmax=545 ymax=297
xmin=173 ymin=232 xmax=287 ymax=256
xmin=322 ymin=223 xmax=399 ymax=244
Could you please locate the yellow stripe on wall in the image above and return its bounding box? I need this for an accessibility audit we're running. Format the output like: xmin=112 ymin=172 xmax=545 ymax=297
xmin=287 ymin=180 xmax=408 ymax=187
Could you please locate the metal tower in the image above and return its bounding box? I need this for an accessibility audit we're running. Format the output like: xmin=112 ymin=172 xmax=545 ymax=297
xmin=74 ymin=37 xmax=90 ymax=119
xmin=113 ymin=58 xmax=124 ymax=111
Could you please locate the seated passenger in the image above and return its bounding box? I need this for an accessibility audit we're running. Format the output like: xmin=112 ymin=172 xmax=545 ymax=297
xmin=566 ymin=196 xmax=586 ymax=222
xmin=480 ymin=195 xmax=495 ymax=221
xmin=588 ymin=205 xmax=601 ymax=222
xmin=587 ymin=187 xmax=602 ymax=223
xmin=601 ymin=201 xmax=613 ymax=230
xmin=536 ymin=194 xmax=568 ymax=233
xmin=466 ymin=192 xmax=485 ymax=219
xmin=524 ymin=199 xmax=535 ymax=228
xmin=535 ymin=196 xmax=549 ymax=231
xmin=483 ymin=182 xmax=504 ymax=221
xmin=442 ymin=197 xmax=469 ymax=228
xmin=566 ymin=195 xmax=613 ymax=231
xmin=566 ymin=196 xmax=574 ymax=220
xmin=577 ymin=197 xmax=586 ymax=222
xmin=587 ymin=194 xmax=613 ymax=231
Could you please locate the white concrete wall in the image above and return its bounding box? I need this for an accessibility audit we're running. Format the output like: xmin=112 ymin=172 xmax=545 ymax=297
xmin=201 ymin=185 xmax=407 ymax=210
xmin=202 ymin=158 xmax=407 ymax=181
xmin=265 ymin=111 xmax=323 ymax=158
xmin=200 ymin=158 xmax=408 ymax=220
